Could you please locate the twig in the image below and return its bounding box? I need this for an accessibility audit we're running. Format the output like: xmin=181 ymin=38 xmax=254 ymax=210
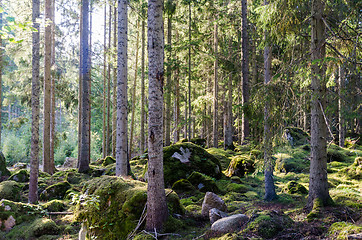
xmin=166 ymin=190 xmax=174 ymax=197
xmin=46 ymin=212 xmax=73 ymax=215
xmin=127 ymin=204 xmax=147 ymax=240
xmin=318 ymin=101 xmax=335 ymax=146
xmin=192 ymin=233 xmax=206 ymax=240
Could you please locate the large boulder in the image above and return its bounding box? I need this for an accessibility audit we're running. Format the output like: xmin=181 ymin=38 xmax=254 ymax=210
xmin=211 ymin=214 xmax=249 ymax=233
xmin=0 ymin=181 xmax=22 ymax=201
xmin=8 ymin=169 xmax=29 ymax=183
xmin=209 ymin=208 xmax=228 ymax=224
xmin=0 ymin=152 xmax=10 ymax=180
xmin=187 ymin=172 xmax=220 ymax=193
xmin=201 ymin=192 xmax=227 ymax=217
xmin=75 ymin=176 xmax=184 ymax=240
xmin=285 ymin=181 xmax=308 ymax=195
xmin=40 ymin=181 xmax=72 ymax=200
xmin=224 ymin=155 xmax=255 ymax=177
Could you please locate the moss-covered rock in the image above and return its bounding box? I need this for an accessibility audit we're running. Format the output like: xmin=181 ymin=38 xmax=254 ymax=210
xmin=274 ymin=153 xmax=309 ymax=173
xmin=224 ymin=155 xmax=255 ymax=177
xmin=4 ymin=218 xmax=60 ymax=239
xmin=338 ymin=156 xmax=362 ymax=180
xmin=172 ymin=179 xmax=197 ymax=194
xmin=8 ymin=169 xmax=29 ymax=183
xmin=327 ymin=148 xmax=347 ymax=162
xmin=0 ymin=199 xmax=43 ymax=225
xmin=187 ymin=172 xmax=220 ymax=193
xmin=225 ymin=183 xmax=249 ymax=193
xmin=285 ymin=181 xmax=308 ymax=195
xmin=246 ymin=210 xmax=294 ymax=239
xmin=161 ymin=143 xmax=222 ymax=186
xmin=75 ymin=176 xmax=183 ymax=240
xmin=190 ymin=138 xmax=207 ymax=148
xmin=0 ymin=152 xmax=10 ymax=179
xmin=327 ymin=222 xmax=362 ymax=240
xmin=39 ymin=181 xmax=72 ymax=201
xmin=42 ymin=200 xmax=67 ymax=212
xmin=285 ymin=127 xmax=310 ymax=146
xmin=0 ymin=181 xmax=22 ymax=201
xmin=102 ymin=156 xmax=116 ymax=166
xmin=206 ymin=148 xmax=234 ymax=170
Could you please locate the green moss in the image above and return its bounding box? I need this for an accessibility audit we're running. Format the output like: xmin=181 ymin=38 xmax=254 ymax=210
xmin=285 ymin=181 xmax=308 ymax=195
xmin=0 ymin=152 xmax=10 ymax=177
xmin=187 ymin=171 xmax=220 ymax=193
xmin=190 ymin=138 xmax=207 ymax=148
xmin=163 ymin=215 xmax=186 ymax=232
xmin=206 ymin=148 xmax=234 ymax=170
xmin=274 ymin=152 xmax=309 ymax=173
xmin=285 ymin=127 xmax=310 ymax=146
xmin=327 ymin=149 xmax=347 ymax=162
xmin=42 ymin=200 xmax=67 ymax=212
xmin=307 ymin=198 xmax=323 ymax=221
xmin=224 ymin=155 xmax=255 ymax=177
xmin=39 ymin=181 xmax=72 ymax=201
xmin=0 ymin=181 xmax=22 ymax=201
xmin=0 ymin=199 xmax=43 ymax=224
xmin=4 ymin=218 xmax=60 ymax=239
xmin=327 ymin=222 xmax=362 ymax=240
xmin=225 ymin=183 xmax=249 ymax=193
xmin=172 ymin=179 xmax=197 ymax=194
xmin=246 ymin=210 xmax=294 ymax=239
xmin=8 ymin=169 xmax=29 ymax=182
xmin=133 ymin=233 xmax=156 ymax=240
xmin=102 ymin=156 xmax=116 ymax=166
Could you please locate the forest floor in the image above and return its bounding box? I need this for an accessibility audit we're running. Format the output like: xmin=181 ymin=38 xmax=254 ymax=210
xmin=0 ymin=129 xmax=361 ymax=240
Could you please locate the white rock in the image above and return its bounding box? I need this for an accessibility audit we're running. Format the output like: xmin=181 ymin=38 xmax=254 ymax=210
xmin=211 ymin=214 xmax=249 ymax=233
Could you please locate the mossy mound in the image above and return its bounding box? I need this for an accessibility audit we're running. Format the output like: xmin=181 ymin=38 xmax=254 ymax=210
xmin=102 ymin=156 xmax=116 ymax=166
xmin=274 ymin=153 xmax=309 ymax=173
xmin=64 ymin=169 xmax=90 ymax=185
xmin=327 ymin=148 xmax=347 ymax=162
xmin=42 ymin=200 xmax=67 ymax=212
xmin=338 ymin=157 xmax=362 ymax=180
xmin=187 ymin=171 xmax=220 ymax=193
xmin=206 ymin=148 xmax=234 ymax=170
xmin=4 ymin=218 xmax=60 ymax=239
xmin=75 ymin=176 xmax=183 ymax=240
xmin=224 ymin=155 xmax=255 ymax=177
xmin=0 ymin=152 xmax=10 ymax=178
xmin=246 ymin=210 xmax=294 ymax=239
xmin=0 ymin=181 xmax=22 ymax=201
xmin=225 ymin=183 xmax=249 ymax=193
xmin=8 ymin=169 xmax=29 ymax=183
xmin=172 ymin=179 xmax=197 ymax=194
xmin=285 ymin=127 xmax=309 ymax=146
xmin=285 ymin=181 xmax=308 ymax=195
xmin=190 ymin=138 xmax=206 ymax=148
xmin=327 ymin=221 xmax=362 ymax=240
xmin=0 ymin=199 xmax=43 ymax=225
xmin=162 ymin=143 xmax=222 ymax=186
xmin=39 ymin=181 xmax=72 ymax=201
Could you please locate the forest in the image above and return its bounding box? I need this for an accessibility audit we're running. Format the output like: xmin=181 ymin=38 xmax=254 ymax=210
xmin=0 ymin=0 xmax=361 ymax=239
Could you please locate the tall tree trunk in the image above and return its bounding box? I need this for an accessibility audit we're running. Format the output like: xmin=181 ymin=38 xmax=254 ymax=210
xmin=43 ymin=0 xmax=53 ymax=174
xmin=307 ymin=0 xmax=331 ymax=209
xmin=29 ymin=0 xmax=40 ymax=204
xmin=174 ymin=56 xmax=180 ymax=143
xmin=77 ymin=4 xmax=83 ymax=166
xmin=50 ymin=0 xmax=56 ymax=172
xmin=102 ymin=4 xmax=107 ymax=159
xmin=0 ymin=0 xmax=2 ymax=147
xmin=140 ymin=19 xmax=146 ymax=154
xmin=146 ymin=0 xmax=168 ymax=231
xmin=241 ymin=0 xmax=249 ymax=143
xmin=129 ymin=19 xmax=140 ymax=159
xmin=224 ymin=39 xmax=233 ymax=150
xmin=112 ymin=6 xmax=117 ymax=157
xmin=78 ymin=0 xmax=91 ymax=173
xmin=188 ymin=2 xmax=192 ymax=141
xmin=263 ymin=42 xmax=276 ymax=201
xmin=213 ymin=23 xmax=219 ymax=148
xmin=106 ymin=4 xmax=112 ymax=156
xmin=165 ymin=12 xmax=172 ymax=146
xmin=338 ymin=65 xmax=345 ymax=148
xmin=116 ymin=0 xmax=128 ymax=177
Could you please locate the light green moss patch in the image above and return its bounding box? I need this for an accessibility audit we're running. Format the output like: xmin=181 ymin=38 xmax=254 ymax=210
xmin=8 ymin=169 xmax=29 ymax=182
xmin=224 ymin=155 xmax=255 ymax=177
xmin=0 ymin=181 xmax=22 ymax=201
xmin=327 ymin=222 xmax=362 ymax=240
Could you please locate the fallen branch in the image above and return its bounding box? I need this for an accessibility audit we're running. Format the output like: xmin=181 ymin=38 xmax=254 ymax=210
xmin=46 ymin=212 xmax=73 ymax=215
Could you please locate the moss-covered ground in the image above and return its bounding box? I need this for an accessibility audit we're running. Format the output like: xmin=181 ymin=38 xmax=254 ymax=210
xmin=0 ymin=137 xmax=361 ymax=240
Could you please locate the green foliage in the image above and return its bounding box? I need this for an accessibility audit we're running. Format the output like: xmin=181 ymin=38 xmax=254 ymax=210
xmin=42 ymin=200 xmax=67 ymax=212
xmin=0 ymin=181 xmax=22 ymax=202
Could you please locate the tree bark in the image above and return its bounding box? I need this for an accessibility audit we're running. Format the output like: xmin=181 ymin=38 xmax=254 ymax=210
xmin=106 ymin=4 xmax=112 ymax=156
xmin=50 ymin=0 xmax=56 ymax=172
xmin=146 ymin=0 xmax=168 ymax=231
xmin=102 ymin=4 xmax=107 ymax=159
xmin=188 ymin=2 xmax=192 ymax=141
xmin=116 ymin=0 xmax=128 ymax=177
xmin=78 ymin=0 xmax=91 ymax=173
xmin=140 ymin=19 xmax=146 ymax=154
xmin=307 ymin=0 xmax=331 ymax=209
xmin=29 ymin=0 xmax=40 ymax=204
xmin=338 ymin=65 xmax=345 ymax=148
xmin=241 ymin=0 xmax=249 ymax=143
xmin=0 ymin=0 xmax=3 ymax=147
xmin=43 ymin=0 xmax=53 ymax=174
xmin=165 ymin=11 xmax=172 ymax=146
xmin=112 ymin=6 xmax=117 ymax=157
xmin=224 ymin=39 xmax=233 ymax=150
xmin=213 ymin=23 xmax=218 ymax=148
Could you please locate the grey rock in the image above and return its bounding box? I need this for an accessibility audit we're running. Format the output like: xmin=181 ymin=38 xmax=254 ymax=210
xmin=209 ymin=208 xmax=228 ymax=224
xmin=201 ymin=192 xmax=227 ymax=217
xmin=211 ymin=214 xmax=249 ymax=233
xmin=348 ymin=233 xmax=362 ymax=240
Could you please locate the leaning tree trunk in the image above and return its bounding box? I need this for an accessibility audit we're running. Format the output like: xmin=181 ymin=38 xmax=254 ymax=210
xmin=78 ymin=0 xmax=91 ymax=173
xmin=116 ymin=0 xmax=128 ymax=177
xmin=241 ymin=0 xmax=249 ymax=143
xmin=307 ymin=0 xmax=332 ymax=209
xmin=29 ymin=0 xmax=40 ymax=204
xmin=338 ymin=64 xmax=345 ymax=148
xmin=213 ymin=22 xmax=219 ymax=148
xmin=43 ymin=0 xmax=53 ymax=175
xmin=146 ymin=0 xmax=168 ymax=231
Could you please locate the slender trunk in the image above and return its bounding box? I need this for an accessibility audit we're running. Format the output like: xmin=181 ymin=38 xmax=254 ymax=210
xmin=263 ymin=41 xmax=276 ymax=201
xmin=78 ymin=0 xmax=91 ymax=173
xmin=213 ymin=23 xmax=218 ymax=148
xmin=146 ymin=0 xmax=168 ymax=230
xmin=188 ymin=2 xmax=192 ymax=141
xmin=116 ymin=0 xmax=128 ymax=177
xmin=77 ymin=5 xmax=83 ymax=166
xmin=140 ymin=19 xmax=146 ymax=153
xmin=129 ymin=19 xmax=140 ymax=159
xmin=43 ymin=0 xmax=53 ymax=174
xmin=307 ymin=0 xmax=331 ymax=209
xmin=106 ymin=4 xmax=111 ymax=156
xmin=112 ymin=6 xmax=117 ymax=157
xmin=338 ymin=65 xmax=345 ymax=148
xmin=102 ymin=5 xmax=107 ymax=159
xmin=29 ymin=0 xmax=40 ymax=204
xmin=241 ymin=0 xmax=249 ymax=143
xmin=174 ymin=56 xmax=180 ymax=143
xmin=165 ymin=13 xmax=172 ymax=146
xmin=0 ymin=0 xmax=2 ymax=147
xmin=50 ymin=0 xmax=56 ymax=172
xmin=224 ymin=39 xmax=233 ymax=150
xmin=184 ymin=92 xmax=187 ymax=139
